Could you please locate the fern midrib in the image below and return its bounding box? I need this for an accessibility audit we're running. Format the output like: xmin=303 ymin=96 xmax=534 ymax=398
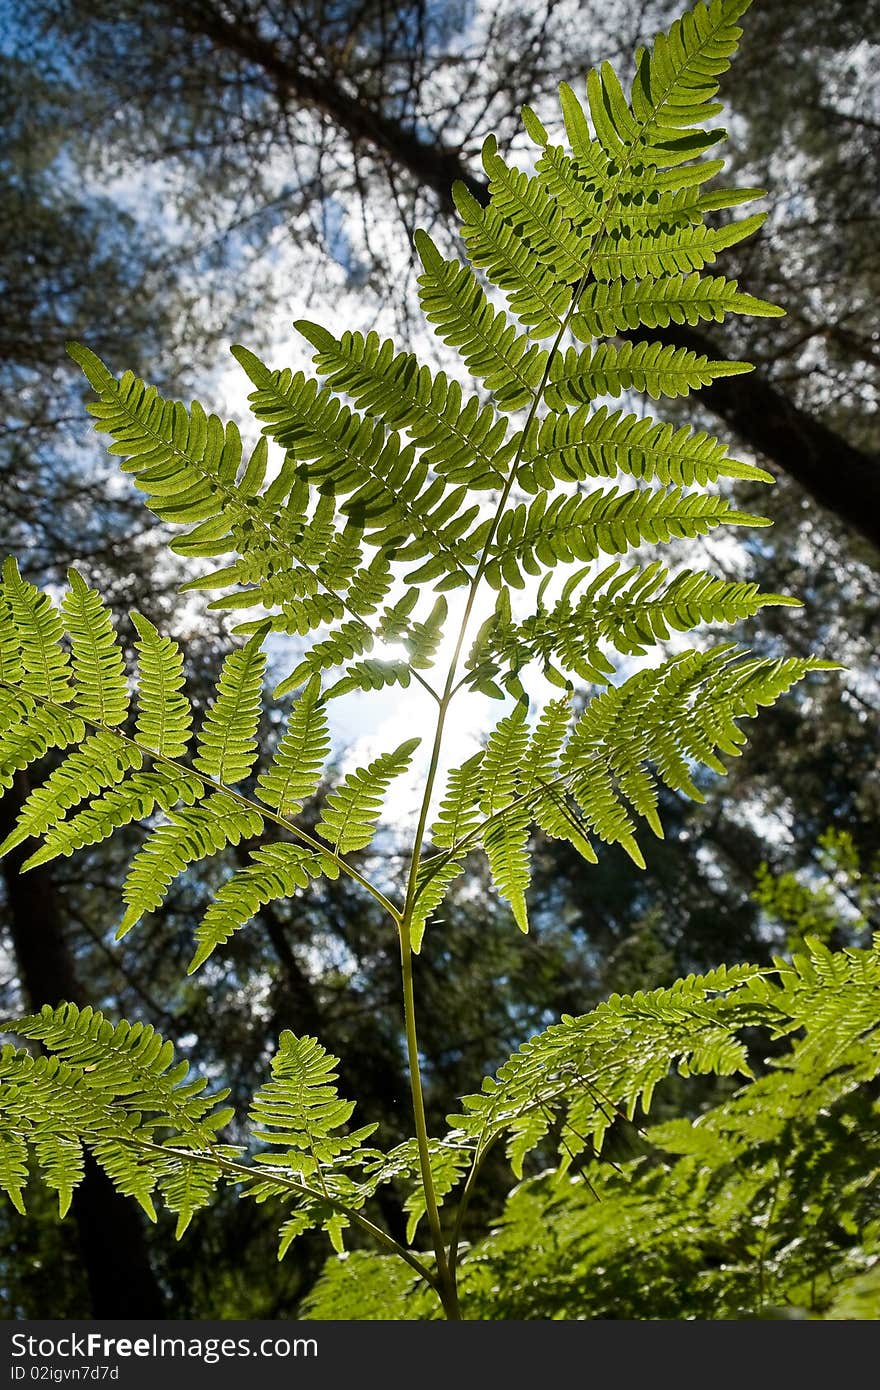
xmin=0 ymin=676 xmax=402 ymax=924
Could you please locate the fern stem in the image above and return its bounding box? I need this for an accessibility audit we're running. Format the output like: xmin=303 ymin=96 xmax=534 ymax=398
xmin=399 ymin=930 xmax=461 ymax=1318
xmin=99 ymin=1130 xmax=441 ymax=1292
xmin=0 ymin=679 xmax=402 ymax=924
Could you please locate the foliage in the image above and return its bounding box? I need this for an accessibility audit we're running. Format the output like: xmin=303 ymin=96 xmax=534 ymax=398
xmin=0 ymin=0 xmax=857 ymax=1320
xmin=303 ymin=934 xmax=880 ymax=1320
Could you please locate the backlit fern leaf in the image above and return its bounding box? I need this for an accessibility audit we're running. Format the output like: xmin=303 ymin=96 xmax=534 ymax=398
xmin=0 ymin=733 xmax=142 ymax=858
xmin=485 ymin=488 xmax=768 ymax=589
xmin=248 ymin=1032 xmax=378 ymax=1253
xmin=316 ymin=740 xmax=420 ymax=853
xmin=517 ymin=404 xmax=772 ymax=492
xmin=0 ymin=1003 xmax=234 ymax=1221
xmin=232 ymin=345 xmax=479 ymax=588
xmin=544 ymin=339 xmax=752 ymax=407
xmin=296 ymin=322 xmax=509 ymax=490
xmin=479 ymin=707 xmax=531 ymax=931
xmin=255 ymin=675 xmax=329 ymax=816
xmin=190 ymin=841 xmax=335 ymax=972
xmin=62 ymin=569 xmax=129 ymax=727
xmin=118 ymin=792 xmax=264 ymax=937
xmin=415 ymin=232 xmax=548 ymax=411
xmin=193 ymin=630 xmax=267 ymax=785
xmin=130 ymin=612 xmax=192 ymax=759
xmin=2 ymin=558 xmax=73 ymax=704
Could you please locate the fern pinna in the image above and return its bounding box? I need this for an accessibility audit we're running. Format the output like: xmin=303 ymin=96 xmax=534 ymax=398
xmin=0 ymin=0 xmax=844 ymax=1319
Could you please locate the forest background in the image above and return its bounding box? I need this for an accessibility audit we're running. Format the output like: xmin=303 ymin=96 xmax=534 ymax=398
xmin=0 ymin=0 xmax=877 ymax=1318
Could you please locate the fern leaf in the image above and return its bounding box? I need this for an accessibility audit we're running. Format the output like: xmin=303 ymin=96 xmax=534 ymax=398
xmin=0 ymin=732 xmax=142 ymax=858
xmin=249 ymin=1032 xmax=377 ymax=1178
xmin=1 ymin=558 xmax=73 ymax=703
xmin=0 ymin=704 xmax=85 ymax=794
xmin=193 ymin=631 xmax=267 ymax=785
xmin=131 ymin=612 xmax=192 ymax=758
xmin=571 ymin=272 xmax=782 ymax=340
xmin=297 ymin=321 xmax=509 ymax=490
xmin=402 ymin=1140 xmax=469 ymax=1244
xmin=316 ymin=740 xmax=420 ymax=853
xmin=62 ymin=570 xmax=129 ymax=727
xmin=430 ymin=751 xmax=485 ymax=848
xmin=544 ymin=340 xmax=752 ymax=408
xmin=447 ymin=958 xmax=765 ymax=1172
xmin=0 ymin=1132 xmax=28 ymax=1214
xmin=558 ymin=647 xmax=836 ymax=860
xmin=630 ymin=0 xmax=752 ymax=159
xmin=414 ymin=232 xmax=548 ymax=411
xmin=486 ymin=487 xmax=768 ymax=589
xmin=189 ymin=842 xmax=333 ymax=972
xmin=518 ymin=404 xmax=773 ymax=492
xmin=479 ymin=707 xmax=531 ymax=932
xmin=0 ymin=1003 xmax=234 ymax=1221
xmin=232 ymin=345 xmax=477 ymax=586
xmin=410 ymin=857 xmax=466 ymax=953
xmin=255 ymin=674 xmax=329 ymax=816
xmin=118 ymin=792 xmax=264 ymax=937
xmin=21 ymin=768 xmax=204 ymax=871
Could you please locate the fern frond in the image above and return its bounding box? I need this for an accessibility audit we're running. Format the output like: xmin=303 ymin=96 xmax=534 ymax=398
xmin=189 ymin=842 xmax=334 ymax=972
xmin=479 ymin=562 xmax=799 ymax=680
xmin=415 ymin=232 xmax=548 ymax=411
xmin=62 ymin=570 xmax=129 ymax=727
xmin=296 ymin=322 xmax=509 ymax=490
xmin=131 ymin=613 xmax=193 ymax=758
xmin=430 ymin=752 xmax=485 ymax=849
xmin=454 ymin=184 xmax=572 ymax=340
xmin=571 ymin=272 xmax=782 ymax=340
xmin=21 ymin=768 xmax=204 ymax=871
xmin=518 ymin=404 xmax=773 ymax=492
xmin=479 ymin=707 xmax=531 ymax=932
xmin=561 ymin=647 xmax=835 ymax=859
xmin=0 ymin=1003 xmax=234 ymax=1220
xmin=118 ymin=792 xmax=264 ymax=937
xmin=316 ymin=740 xmax=420 ymax=853
xmin=192 ymin=630 xmax=267 ymax=785
xmin=485 ymin=488 xmax=768 ymax=589
xmin=255 ymin=675 xmax=329 ymax=816
xmin=2 ymin=558 xmax=73 ymax=703
xmin=0 ymin=733 xmax=142 ymax=858
xmin=232 ymin=345 xmax=479 ymax=587
xmin=247 ymin=1032 xmax=379 ymax=1252
xmin=0 ymin=702 xmax=85 ymax=794
xmin=447 ymin=959 xmax=765 ymax=1171
xmin=630 ymin=0 xmax=752 ymax=160
xmin=544 ymin=340 xmax=751 ymax=408
xmin=410 ymin=857 xmax=466 ymax=953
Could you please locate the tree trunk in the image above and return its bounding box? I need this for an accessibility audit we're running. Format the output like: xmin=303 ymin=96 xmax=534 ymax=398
xmin=0 ymin=772 xmax=166 ymax=1318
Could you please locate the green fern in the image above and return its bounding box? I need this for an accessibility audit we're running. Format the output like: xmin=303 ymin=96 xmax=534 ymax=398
xmin=315 ymin=740 xmax=420 ymax=853
xmin=0 ymin=0 xmax=849 ymax=1321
